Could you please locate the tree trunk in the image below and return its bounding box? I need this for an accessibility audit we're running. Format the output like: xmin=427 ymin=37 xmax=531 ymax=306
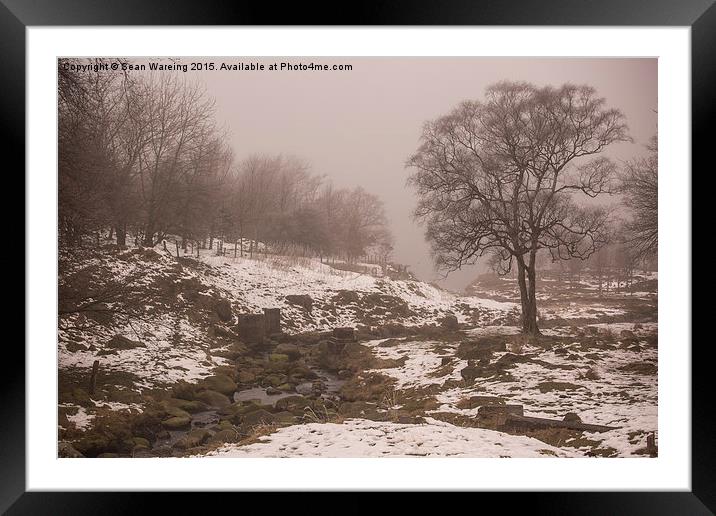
xmin=525 ymin=260 xmax=540 ymax=335
xmin=516 ymin=256 xmax=540 ymax=336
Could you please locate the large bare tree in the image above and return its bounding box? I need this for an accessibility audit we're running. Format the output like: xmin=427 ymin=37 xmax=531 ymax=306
xmin=407 ymin=81 xmax=630 ymax=335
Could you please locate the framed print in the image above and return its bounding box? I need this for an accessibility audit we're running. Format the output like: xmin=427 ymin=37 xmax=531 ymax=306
xmin=5 ymin=0 xmax=711 ymax=511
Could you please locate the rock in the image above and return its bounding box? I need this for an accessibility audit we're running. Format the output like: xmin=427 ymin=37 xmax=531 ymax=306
xmin=337 ymin=369 xmax=352 ymax=380
xmin=133 ymin=449 xmax=156 ymax=458
xmin=456 ymin=396 xmax=505 ymax=410
xmin=563 ymin=412 xmax=582 ymax=423
xmin=162 ymin=398 xmax=208 ymax=414
xmin=209 ymin=428 xmax=241 ymax=444
xmin=161 ymin=416 xmax=192 ymax=430
xmin=214 ymin=324 xmax=240 ymax=340
xmin=58 ymin=442 xmax=85 ymax=458
xmin=65 ymin=341 xmax=87 ymax=353
xmin=536 ymin=381 xmax=583 ymax=393
xmin=173 ymin=428 xmax=213 ymax=450
xmin=214 ymin=298 xmax=233 ymax=322
xmin=269 ymin=353 xmax=289 ymax=363
xmin=275 ymin=395 xmax=313 ymax=412
xmin=241 ymin=409 xmax=276 ymax=427
xmin=195 ymin=390 xmax=231 ymax=408
xmin=132 ymin=437 xmax=150 ymax=449
xmin=74 ymin=435 xmax=111 ymax=457
xmin=106 ymin=334 xmax=146 ymax=350
xmin=97 ymin=452 xmax=119 ymax=458
xmin=440 ymin=314 xmax=459 ymax=331
xmin=200 ymin=374 xmax=237 ymax=395
xmin=274 ymin=343 xmax=301 ymax=360
xmin=162 ymin=406 xmax=191 ymax=419
xmin=71 ymin=387 xmax=92 ymax=406
xmin=285 ymin=294 xmax=313 ymax=312
xmin=273 ymin=411 xmax=298 ymax=425
xmin=332 ymin=327 xmax=355 ymax=341
xmin=236 ymin=370 xmax=256 ymax=384
xmin=130 ymin=412 xmax=164 ymax=444
xmin=620 ymin=329 xmax=637 ymax=339
xmin=456 ymin=337 xmax=506 ymax=359
xmin=263 ymin=374 xmax=288 ymax=387
xmin=289 ymin=364 xmax=318 ymax=380
xmin=277 ymin=383 xmax=294 ymax=392
xmin=265 ymin=387 xmax=282 ymax=395
xmin=619 ymin=362 xmax=657 ymax=375
xmin=171 ymin=381 xmax=197 ymax=401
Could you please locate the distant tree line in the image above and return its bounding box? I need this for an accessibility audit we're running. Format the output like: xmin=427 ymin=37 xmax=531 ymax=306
xmin=58 ymin=58 xmax=393 ymax=262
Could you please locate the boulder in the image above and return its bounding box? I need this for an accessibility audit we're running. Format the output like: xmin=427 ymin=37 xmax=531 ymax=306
xmin=106 ymin=334 xmax=146 ymax=350
xmin=332 ymin=327 xmax=355 ymax=341
xmin=440 ymin=314 xmax=459 ymax=331
xmin=236 ymin=370 xmax=256 ymax=384
xmin=195 ymin=390 xmax=231 ymax=408
xmin=456 ymin=336 xmax=507 ymax=359
xmin=269 ymin=353 xmax=289 ymax=363
xmin=209 ymin=428 xmax=241 ymax=444
xmin=563 ymin=412 xmax=582 ymax=423
xmin=285 ymin=294 xmax=313 ymax=312
xmin=214 ymin=298 xmax=233 ymax=322
xmin=58 ymin=442 xmax=85 ymax=458
xmin=173 ymin=428 xmax=213 ymax=450
xmin=162 ymin=398 xmax=208 ymax=414
xmin=241 ymin=409 xmax=276 ymax=427
xmin=161 ymin=416 xmax=192 ymax=430
xmin=274 ymin=343 xmax=301 ymax=361
xmin=620 ymin=329 xmax=637 ymax=339
xmin=275 ymin=395 xmax=313 ymax=412
xmin=200 ymin=374 xmax=237 ymax=396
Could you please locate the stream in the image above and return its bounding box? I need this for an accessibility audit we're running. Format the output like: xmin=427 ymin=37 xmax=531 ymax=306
xmin=154 ymin=368 xmax=345 ymax=449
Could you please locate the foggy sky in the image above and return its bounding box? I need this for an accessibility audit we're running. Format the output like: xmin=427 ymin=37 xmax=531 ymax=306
xmin=134 ymin=57 xmax=657 ymax=291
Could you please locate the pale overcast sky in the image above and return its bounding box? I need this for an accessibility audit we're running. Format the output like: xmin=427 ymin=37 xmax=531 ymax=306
xmin=132 ymin=57 xmax=657 ymax=291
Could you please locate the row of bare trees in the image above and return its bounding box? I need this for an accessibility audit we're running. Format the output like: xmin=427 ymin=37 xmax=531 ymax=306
xmin=59 ymin=59 xmax=393 ymax=261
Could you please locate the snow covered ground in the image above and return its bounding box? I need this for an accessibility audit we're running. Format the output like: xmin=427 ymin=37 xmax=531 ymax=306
xmin=203 ymin=418 xmax=576 ymax=458
xmin=59 ymin=247 xmax=516 ymax=389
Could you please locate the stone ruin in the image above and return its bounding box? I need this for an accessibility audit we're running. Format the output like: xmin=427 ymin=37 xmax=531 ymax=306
xmin=236 ymin=308 xmax=283 ymax=346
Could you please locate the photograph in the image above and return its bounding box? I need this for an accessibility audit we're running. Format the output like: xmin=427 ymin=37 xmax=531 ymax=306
xmin=56 ymin=56 xmax=659 ymax=459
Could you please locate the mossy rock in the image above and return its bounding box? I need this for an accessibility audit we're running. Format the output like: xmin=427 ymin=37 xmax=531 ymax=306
xmin=274 ymin=344 xmax=301 ymax=361
xmin=162 ymin=406 xmax=191 ymax=419
xmin=195 ymin=390 xmax=231 ymax=408
xmin=275 ymin=395 xmax=312 ymax=412
xmin=200 ymin=374 xmax=237 ymax=396
xmin=236 ymin=370 xmax=256 ymax=383
xmin=162 ymin=398 xmax=208 ymax=414
xmin=74 ymin=434 xmax=112 ymax=457
xmin=161 ymin=416 xmax=192 ymax=430
xmin=209 ymin=428 xmax=241 ymax=444
xmin=536 ymin=381 xmax=583 ymax=393
xmin=241 ymin=409 xmax=276 ymax=427
xmin=273 ymin=411 xmax=298 ymax=425
xmin=132 ymin=437 xmax=150 ymax=449
xmin=173 ymin=428 xmax=214 ymax=450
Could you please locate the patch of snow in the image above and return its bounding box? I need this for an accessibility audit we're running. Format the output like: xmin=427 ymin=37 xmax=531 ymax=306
xmin=202 ymin=418 xmax=576 ymax=458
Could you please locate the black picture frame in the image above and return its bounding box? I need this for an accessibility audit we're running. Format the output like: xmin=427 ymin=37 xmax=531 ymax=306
xmin=5 ymin=0 xmax=709 ymax=511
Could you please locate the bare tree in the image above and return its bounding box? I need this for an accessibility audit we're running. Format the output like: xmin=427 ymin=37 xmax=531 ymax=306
xmin=407 ymin=81 xmax=630 ymax=335
xmin=620 ymin=134 xmax=658 ymax=260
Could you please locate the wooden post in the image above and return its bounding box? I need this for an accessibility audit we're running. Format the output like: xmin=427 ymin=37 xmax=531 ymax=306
xmin=175 ymin=241 xmax=180 ymax=258
xmin=88 ymin=360 xmax=99 ymax=395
